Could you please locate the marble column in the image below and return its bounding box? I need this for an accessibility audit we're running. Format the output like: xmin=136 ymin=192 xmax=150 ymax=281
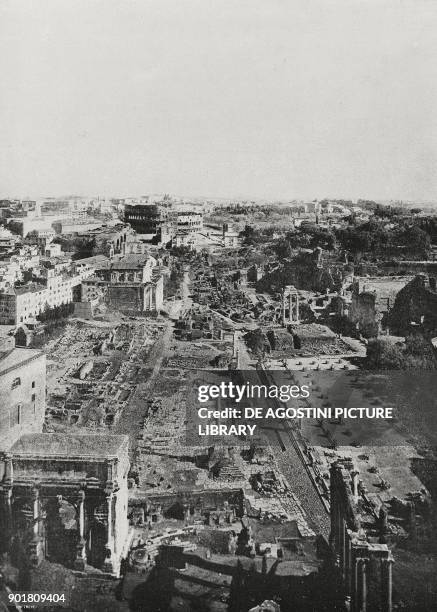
xmin=381 ymin=557 xmax=393 ymax=612
xmin=352 ymin=557 xmax=368 ymax=612
xmin=74 ymin=490 xmax=87 ymax=570
xmin=282 ymin=293 xmax=286 ymax=326
xmin=103 ymin=493 xmax=115 ymax=573
xmin=32 ymin=487 xmax=39 ymax=536
xmin=339 ymin=518 xmax=346 ymax=578
xmin=0 ymin=487 xmax=13 ymax=548
xmin=346 ymin=535 xmax=352 ymax=593
xmin=29 ymin=487 xmax=43 ymax=567
xmin=3 ymin=455 xmax=13 ymax=485
xmin=359 ymin=558 xmax=368 ymax=612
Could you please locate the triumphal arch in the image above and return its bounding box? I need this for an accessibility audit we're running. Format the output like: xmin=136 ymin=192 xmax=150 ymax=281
xmin=0 ymin=432 xmax=129 ymax=576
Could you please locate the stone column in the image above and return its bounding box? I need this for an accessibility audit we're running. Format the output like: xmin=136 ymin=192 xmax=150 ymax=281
xmin=351 ymin=552 xmax=357 ymax=610
xmin=282 ymin=293 xmax=286 ymax=327
xmin=75 ymin=490 xmax=87 ymax=570
xmin=103 ymin=493 xmax=115 ymax=573
xmin=381 ymin=557 xmax=393 ymax=612
xmin=352 ymin=556 xmax=368 ymax=612
xmin=32 ymin=487 xmax=39 ymax=537
xmin=330 ymin=489 xmax=338 ymax=550
xmin=358 ymin=558 xmax=368 ymax=612
xmin=339 ymin=518 xmax=346 ymax=578
xmin=3 ymin=455 xmax=13 ymax=485
xmin=29 ymin=487 xmax=44 ymax=567
xmin=0 ymin=487 xmax=13 ymax=548
xmin=296 ymin=293 xmax=300 ymax=322
xmin=345 ymin=534 xmax=352 ymax=593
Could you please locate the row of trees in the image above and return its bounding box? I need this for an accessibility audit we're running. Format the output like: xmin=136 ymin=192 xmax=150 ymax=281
xmin=36 ymin=301 xmax=75 ymax=322
xmin=336 ymin=220 xmax=430 ymax=259
xmin=269 ymin=217 xmax=433 ymax=260
xmin=364 ymin=335 xmax=437 ymax=370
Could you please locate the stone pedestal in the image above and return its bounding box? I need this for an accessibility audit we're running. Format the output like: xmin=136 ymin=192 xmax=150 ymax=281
xmin=28 ymin=536 xmax=44 ymax=568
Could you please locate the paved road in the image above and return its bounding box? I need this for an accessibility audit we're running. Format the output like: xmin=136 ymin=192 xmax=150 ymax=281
xmin=242 ymin=366 xmax=330 ymax=538
xmin=265 ymin=425 xmax=330 ymax=537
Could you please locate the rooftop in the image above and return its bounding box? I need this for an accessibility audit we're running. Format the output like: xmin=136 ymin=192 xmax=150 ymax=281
xmin=75 ymin=254 xmax=110 ymax=267
xmin=9 ymin=432 xmax=129 ymax=460
xmin=0 ymin=347 xmax=44 ymax=374
xmin=111 ymin=254 xmax=151 ymax=269
xmin=14 ymin=282 xmax=46 ymax=295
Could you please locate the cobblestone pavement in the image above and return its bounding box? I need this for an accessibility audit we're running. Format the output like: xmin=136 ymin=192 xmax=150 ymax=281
xmin=265 ymin=426 xmax=331 ymax=538
xmin=244 ymin=367 xmax=331 ymax=539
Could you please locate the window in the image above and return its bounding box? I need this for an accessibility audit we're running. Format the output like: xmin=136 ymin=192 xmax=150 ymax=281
xmin=31 ymin=394 xmax=36 ymax=402
xmin=32 ymin=381 xmax=36 ymax=388
xmin=11 ymin=377 xmax=21 ymax=389
xmin=11 ymin=404 xmax=21 ymax=426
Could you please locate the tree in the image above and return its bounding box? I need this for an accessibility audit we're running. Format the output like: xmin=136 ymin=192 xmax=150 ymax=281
xmin=364 ymin=338 xmax=405 ymax=369
xmin=244 ymin=329 xmax=270 ymax=358
xmin=402 ymin=225 xmax=430 ymax=258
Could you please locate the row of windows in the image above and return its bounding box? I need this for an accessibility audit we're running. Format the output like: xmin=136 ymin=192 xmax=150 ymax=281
xmin=12 ymin=378 xmax=36 ymax=390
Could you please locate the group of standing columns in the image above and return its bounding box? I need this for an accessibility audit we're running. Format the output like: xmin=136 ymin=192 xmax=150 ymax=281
xmin=350 ymin=553 xmax=393 ymax=612
xmin=282 ymin=286 xmax=300 ymax=326
xmin=75 ymin=489 xmax=115 ymax=573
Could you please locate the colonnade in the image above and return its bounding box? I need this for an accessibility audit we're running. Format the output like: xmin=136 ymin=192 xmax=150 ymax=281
xmin=282 ymin=286 xmax=300 ymax=326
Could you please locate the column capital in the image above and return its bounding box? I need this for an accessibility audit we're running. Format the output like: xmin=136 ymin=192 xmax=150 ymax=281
xmin=382 ymin=556 xmax=394 ymax=567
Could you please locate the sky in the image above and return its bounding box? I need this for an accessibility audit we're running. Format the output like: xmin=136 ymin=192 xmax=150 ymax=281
xmin=1 ymin=0 xmax=437 ymax=201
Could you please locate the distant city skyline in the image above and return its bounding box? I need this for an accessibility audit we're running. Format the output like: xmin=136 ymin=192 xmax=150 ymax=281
xmin=1 ymin=193 xmax=435 ymax=207
xmin=1 ymin=0 xmax=437 ymax=201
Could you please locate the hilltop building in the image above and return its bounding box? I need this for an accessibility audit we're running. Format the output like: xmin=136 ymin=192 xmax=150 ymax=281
xmin=0 ymin=255 xmax=103 ymax=325
xmin=81 ymin=254 xmax=164 ymax=314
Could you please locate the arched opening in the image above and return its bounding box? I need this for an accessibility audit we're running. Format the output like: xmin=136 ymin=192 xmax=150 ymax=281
xmin=88 ymin=520 xmax=106 ymax=569
xmin=44 ymin=498 xmax=78 ymax=568
xmin=9 ymin=499 xmax=35 ymax=574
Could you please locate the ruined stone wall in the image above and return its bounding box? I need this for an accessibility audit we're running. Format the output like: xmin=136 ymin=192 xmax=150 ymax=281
xmin=348 ymin=292 xmax=379 ymax=338
xmin=388 ymin=275 xmax=437 ymax=335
